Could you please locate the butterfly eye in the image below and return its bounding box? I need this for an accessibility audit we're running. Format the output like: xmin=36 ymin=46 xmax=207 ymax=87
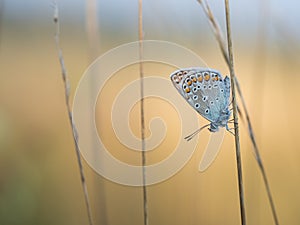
xmin=195 ymin=103 xmax=200 ymax=109
xmin=215 ymin=97 xmax=219 ymax=101
xmin=193 ymin=95 xmax=198 ymax=100
xmin=197 ymin=85 xmax=201 ymax=89
xmin=220 ymin=89 xmax=224 ymax=93
xmin=186 ymin=79 xmax=192 ymax=86
xmin=192 ymin=87 xmax=197 ymax=93
xmin=213 ymin=84 xmax=218 ymax=88
xmin=205 ymin=109 xmax=209 ymax=114
xmin=203 ymin=85 xmax=207 ymax=89
xmin=208 ymin=85 xmax=212 ymax=89
xmin=210 ymin=101 xmax=214 ymax=105
xmin=202 ymin=96 xmax=207 ymax=102
xmin=182 ymin=70 xmax=188 ymax=75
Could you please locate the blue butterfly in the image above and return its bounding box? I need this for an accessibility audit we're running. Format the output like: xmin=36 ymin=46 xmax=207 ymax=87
xmin=170 ymin=67 xmax=232 ymax=140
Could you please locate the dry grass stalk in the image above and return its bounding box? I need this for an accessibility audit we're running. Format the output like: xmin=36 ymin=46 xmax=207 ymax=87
xmin=53 ymin=2 xmax=94 ymax=225
xmin=224 ymin=1 xmax=246 ymax=224
xmin=138 ymin=0 xmax=148 ymax=225
xmin=196 ymin=0 xmax=279 ymax=224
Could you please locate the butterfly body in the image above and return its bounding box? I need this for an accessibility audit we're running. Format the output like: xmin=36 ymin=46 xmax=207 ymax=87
xmin=170 ymin=67 xmax=231 ymax=132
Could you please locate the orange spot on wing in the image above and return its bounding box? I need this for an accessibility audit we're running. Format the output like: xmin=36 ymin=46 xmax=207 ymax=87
xmin=185 ymin=87 xmax=191 ymax=93
xmin=198 ymin=75 xmax=203 ymax=82
xmin=204 ymin=73 xmax=210 ymax=81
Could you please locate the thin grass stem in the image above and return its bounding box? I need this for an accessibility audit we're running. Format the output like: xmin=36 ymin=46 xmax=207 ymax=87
xmin=53 ymin=2 xmax=94 ymax=225
xmin=138 ymin=1 xmax=148 ymax=225
xmin=224 ymin=1 xmax=246 ymax=224
xmin=196 ymin=1 xmax=279 ymax=224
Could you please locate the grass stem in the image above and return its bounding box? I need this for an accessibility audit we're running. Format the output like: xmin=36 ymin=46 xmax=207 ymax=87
xmin=224 ymin=1 xmax=246 ymax=224
xmin=53 ymin=3 xmax=94 ymax=225
xmin=138 ymin=1 xmax=148 ymax=225
xmin=196 ymin=1 xmax=279 ymax=224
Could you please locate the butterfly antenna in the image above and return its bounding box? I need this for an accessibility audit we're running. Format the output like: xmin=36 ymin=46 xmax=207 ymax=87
xmin=184 ymin=123 xmax=210 ymax=141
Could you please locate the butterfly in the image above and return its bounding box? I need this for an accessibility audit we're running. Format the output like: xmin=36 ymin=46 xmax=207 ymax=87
xmin=170 ymin=67 xmax=232 ymax=140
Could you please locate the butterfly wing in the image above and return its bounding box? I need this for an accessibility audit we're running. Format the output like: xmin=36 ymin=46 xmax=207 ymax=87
xmin=170 ymin=67 xmax=230 ymax=123
xmin=206 ymin=75 xmax=231 ymax=123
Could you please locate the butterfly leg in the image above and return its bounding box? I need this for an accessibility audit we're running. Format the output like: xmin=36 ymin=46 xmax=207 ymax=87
xmin=228 ymin=118 xmax=234 ymax=123
xmin=226 ymin=124 xmax=236 ymax=136
xmin=229 ymin=105 xmax=244 ymax=123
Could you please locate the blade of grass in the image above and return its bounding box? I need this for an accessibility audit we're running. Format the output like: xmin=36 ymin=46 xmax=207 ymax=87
xmin=196 ymin=1 xmax=279 ymax=224
xmin=138 ymin=0 xmax=148 ymax=225
xmin=53 ymin=3 xmax=94 ymax=225
xmin=196 ymin=0 xmax=229 ymax=64
xmin=224 ymin=1 xmax=246 ymax=224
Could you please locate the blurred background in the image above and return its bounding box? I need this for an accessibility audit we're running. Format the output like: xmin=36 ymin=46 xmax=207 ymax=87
xmin=0 ymin=0 xmax=300 ymax=224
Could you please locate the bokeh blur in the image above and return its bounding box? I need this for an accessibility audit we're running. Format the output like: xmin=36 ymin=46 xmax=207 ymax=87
xmin=1 ymin=0 xmax=300 ymax=224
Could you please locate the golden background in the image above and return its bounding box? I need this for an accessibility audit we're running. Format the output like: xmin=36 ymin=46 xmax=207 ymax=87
xmin=0 ymin=0 xmax=299 ymax=224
